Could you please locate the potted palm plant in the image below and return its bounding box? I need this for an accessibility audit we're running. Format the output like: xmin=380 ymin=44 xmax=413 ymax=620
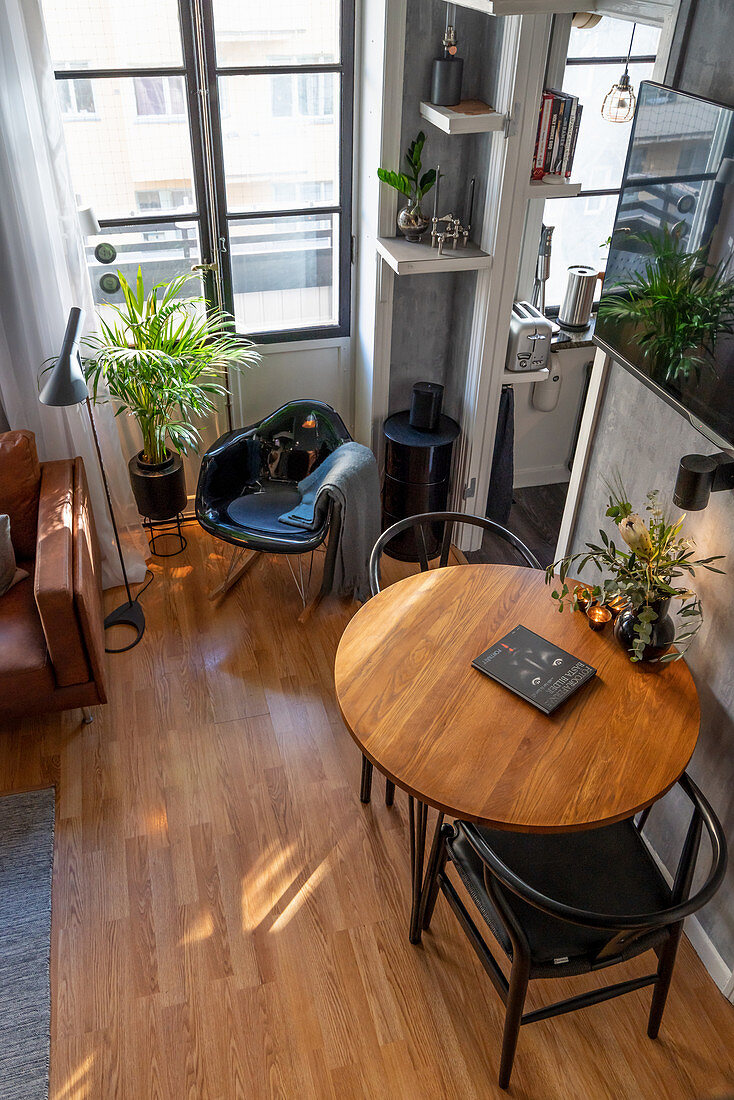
xmin=84 ymin=268 xmax=258 ymax=521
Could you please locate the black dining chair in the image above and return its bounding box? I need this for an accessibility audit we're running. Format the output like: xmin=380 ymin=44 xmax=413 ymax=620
xmin=361 ymin=511 xmax=542 ymax=806
xmin=420 ymin=771 xmax=727 ymax=1090
xmin=196 ymin=400 xmax=351 ymax=606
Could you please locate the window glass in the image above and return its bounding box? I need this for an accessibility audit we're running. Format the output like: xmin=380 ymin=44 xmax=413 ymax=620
xmin=541 ymin=194 xmax=619 ymax=306
xmin=219 ymin=74 xmax=340 ymax=213
xmin=43 ymin=0 xmax=183 ymax=69
xmin=211 ymin=0 xmax=340 ymax=66
xmin=567 ymin=16 xmax=660 ymax=59
xmin=59 ymin=78 xmax=196 ymax=218
xmin=85 ymin=222 xmax=203 ymax=310
xmin=229 ymin=214 xmax=339 ymax=333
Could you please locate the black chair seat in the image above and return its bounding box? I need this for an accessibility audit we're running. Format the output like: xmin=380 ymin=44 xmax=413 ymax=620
xmin=227 ymin=483 xmax=329 ymax=546
xmin=448 ymin=819 xmax=671 ymax=973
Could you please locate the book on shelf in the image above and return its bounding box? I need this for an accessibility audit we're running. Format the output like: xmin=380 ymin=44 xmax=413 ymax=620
xmin=530 ymin=90 xmax=583 ymax=184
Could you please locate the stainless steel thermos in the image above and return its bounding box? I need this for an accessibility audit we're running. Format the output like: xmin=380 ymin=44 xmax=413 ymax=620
xmin=558 ymin=265 xmax=599 ymax=330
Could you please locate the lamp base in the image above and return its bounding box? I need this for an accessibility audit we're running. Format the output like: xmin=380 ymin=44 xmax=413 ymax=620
xmin=104 ymin=599 xmax=145 ymax=653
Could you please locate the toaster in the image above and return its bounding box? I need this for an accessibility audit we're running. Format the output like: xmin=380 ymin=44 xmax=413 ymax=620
xmin=506 ymin=300 xmax=553 ymax=372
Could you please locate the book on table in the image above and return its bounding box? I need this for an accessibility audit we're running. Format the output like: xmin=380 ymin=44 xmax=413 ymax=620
xmin=472 ymin=624 xmax=596 ymax=715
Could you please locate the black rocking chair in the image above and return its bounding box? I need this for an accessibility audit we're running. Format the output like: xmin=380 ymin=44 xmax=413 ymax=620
xmin=196 ymin=400 xmax=351 ymax=611
xmin=421 ymin=771 xmax=726 ymax=1090
xmin=361 ymin=511 xmax=541 ymax=806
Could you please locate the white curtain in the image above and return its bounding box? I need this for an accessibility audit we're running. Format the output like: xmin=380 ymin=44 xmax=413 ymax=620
xmin=0 ymin=0 xmax=147 ymax=587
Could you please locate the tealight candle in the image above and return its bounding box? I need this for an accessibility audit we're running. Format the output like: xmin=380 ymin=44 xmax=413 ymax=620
xmin=587 ymin=605 xmax=612 ymax=631
xmin=606 ymin=595 xmax=629 ymax=618
xmin=575 ymin=586 xmax=595 ymax=612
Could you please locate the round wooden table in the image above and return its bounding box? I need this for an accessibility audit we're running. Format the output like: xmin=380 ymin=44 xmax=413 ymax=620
xmin=334 ymin=564 xmax=700 ymax=942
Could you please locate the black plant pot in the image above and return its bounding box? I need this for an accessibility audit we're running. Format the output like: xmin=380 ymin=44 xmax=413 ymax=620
xmin=613 ymin=597 xmax=676 ymax=663
xmin=128 ymin=450 xmax=187 ymax=521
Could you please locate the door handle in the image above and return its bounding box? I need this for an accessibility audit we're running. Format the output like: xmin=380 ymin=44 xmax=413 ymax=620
xmin=191 ymin=261 xmax=218 ymax=274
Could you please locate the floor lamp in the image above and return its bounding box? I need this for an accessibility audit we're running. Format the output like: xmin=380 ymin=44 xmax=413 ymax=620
xmin=39 ymin=306 xmax=145 ymax=652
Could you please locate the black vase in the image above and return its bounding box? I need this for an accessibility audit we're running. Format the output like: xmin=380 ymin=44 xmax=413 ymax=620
xmin=613 ymin=597 xmax=675 ymax=663
xmin=128 ymin=450 xmax=187 ymax=521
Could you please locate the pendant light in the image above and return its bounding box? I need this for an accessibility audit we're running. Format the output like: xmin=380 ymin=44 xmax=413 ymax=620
xmin=601 ymin=24 xmax=637 ymax=123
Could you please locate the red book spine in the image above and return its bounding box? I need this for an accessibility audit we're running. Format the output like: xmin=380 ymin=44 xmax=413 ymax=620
xmin=532 ymin=93 xmax=554 ymax=181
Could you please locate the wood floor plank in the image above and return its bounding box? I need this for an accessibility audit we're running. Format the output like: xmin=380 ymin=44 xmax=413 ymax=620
xmin=0 ymin=525 xmax=731 ymax=1099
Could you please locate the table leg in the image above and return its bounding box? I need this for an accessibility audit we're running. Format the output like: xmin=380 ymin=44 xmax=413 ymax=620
xmin=419 ymin=811 xmax=445 ymax=931
xmin=408 ymin=796 xmax=428 ymax=944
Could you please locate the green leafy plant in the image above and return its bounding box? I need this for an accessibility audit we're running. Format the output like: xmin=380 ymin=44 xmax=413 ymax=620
xmin=546 ymin=473 xmax=724 ymax=662
xmin=377 ymin=131 xmax=436 ymax=206
xmin=598 ymin=225 xmax=734 ymax=384
xmin=83 ymin=268 xmax=259 ymax=465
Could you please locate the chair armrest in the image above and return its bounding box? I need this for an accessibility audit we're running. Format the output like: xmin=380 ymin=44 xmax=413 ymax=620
xmin=34 ymin=461 xmax=91 ymax=687
xmin=72 ymin=457 xmax=106 ymax=701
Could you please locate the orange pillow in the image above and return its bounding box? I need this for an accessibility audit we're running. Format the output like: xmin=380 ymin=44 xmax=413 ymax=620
xmin=0 ymin=430 xmax=41 ymax=558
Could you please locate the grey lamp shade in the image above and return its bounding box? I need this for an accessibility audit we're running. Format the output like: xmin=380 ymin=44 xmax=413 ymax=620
xmin=39 ymin=307 xmax=89 ymax=407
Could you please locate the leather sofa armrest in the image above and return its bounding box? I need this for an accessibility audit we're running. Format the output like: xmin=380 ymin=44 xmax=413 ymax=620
xmin=72 ymin=458 xmax=106 ymax=701
xmin=34 ymin=460 xmax=91 ymax=687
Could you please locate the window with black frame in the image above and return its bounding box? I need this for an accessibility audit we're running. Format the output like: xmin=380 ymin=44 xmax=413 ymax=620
xmin=42 ymin=0 xmax=354 ymax=342
xmin=540 ymin=16 xmax=661 ymax=310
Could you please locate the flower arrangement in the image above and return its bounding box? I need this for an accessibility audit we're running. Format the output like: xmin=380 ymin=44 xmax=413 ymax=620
xmin=546 ymin=475 xmax=724 ymax=662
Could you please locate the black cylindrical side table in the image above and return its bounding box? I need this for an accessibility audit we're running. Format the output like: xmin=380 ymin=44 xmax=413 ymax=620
xmin=382 ymin=411 xmax=460 ymax=561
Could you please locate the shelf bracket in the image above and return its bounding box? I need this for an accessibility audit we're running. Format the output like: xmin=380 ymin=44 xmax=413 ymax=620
xmin=463 ymin=477 xmax=476 ymax=500
xmin=503 ymin=109 xmax=517 ymax=140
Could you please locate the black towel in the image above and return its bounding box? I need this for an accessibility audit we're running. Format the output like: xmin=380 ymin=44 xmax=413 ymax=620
xmin=486 ymin=385 xmax=514 ymax=525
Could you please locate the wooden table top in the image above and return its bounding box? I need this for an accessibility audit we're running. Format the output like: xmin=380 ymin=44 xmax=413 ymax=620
xmin=335 ymin=565 xmax=700 ymax=832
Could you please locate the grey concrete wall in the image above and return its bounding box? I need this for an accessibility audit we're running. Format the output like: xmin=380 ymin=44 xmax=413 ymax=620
xmin=569 ymin=2 xmax=734 ymax=972
xmin=388 ymin=0 xmax=502 ymax=423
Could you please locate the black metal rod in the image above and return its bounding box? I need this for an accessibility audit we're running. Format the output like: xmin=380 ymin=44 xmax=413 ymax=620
xmin=86 ymin=398 xmax=133 ymax=606
xmin=439 ymin=875 xmax=510 ymax=1002
xmin=521 ymin=974 xmax=658 ymax=1025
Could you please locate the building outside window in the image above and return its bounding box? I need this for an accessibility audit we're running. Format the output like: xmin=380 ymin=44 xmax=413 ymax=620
xmin=41 ymin=0 xmax=353 ymax=341
xmin=540 ymin=16 xmax=661 ymax=308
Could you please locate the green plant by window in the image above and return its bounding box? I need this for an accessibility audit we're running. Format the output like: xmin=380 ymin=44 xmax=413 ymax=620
xmin=598 ymin=226 xmax=734 ymax=384
xmin=83 ymin=269 xmax=259 ymax=465
xmin=546 ymin=473 xmax=724 ymax=662
xmin=377 ymin=131 xmax=436 ymax=205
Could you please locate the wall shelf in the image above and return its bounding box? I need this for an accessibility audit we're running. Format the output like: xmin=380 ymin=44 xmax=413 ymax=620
xmin=502 ymin=367 xmax=550 ymax=384
xmin=527 ymin=179 xmax=582 ymax=199
xmin=444 ymin=0 xmax=590 ymax=14
xmin=419 ymin=99 xmax=505 ymax=135
xmin=376 ymin=236 xmax=492 ymax=276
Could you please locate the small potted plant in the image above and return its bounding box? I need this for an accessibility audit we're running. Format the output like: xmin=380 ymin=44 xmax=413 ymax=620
xmin=83 ymin=269 xmax=259 ymax=521
xmin=378 ymin=131 xmax=436 ymax=242
xmin=547 ymin=475 xmax=724 ymax=662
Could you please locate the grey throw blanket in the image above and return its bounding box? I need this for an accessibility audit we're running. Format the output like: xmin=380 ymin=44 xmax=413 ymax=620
xmin=279 ymin=442 xmax=380 ymax=602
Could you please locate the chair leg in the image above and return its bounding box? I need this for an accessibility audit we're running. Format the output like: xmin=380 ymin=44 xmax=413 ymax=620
xmin=648 ymin=927 xmax=682 ymax=1039
xmin=499 ymin=955 xmax=530 ymax=1090
xmin=385 ymin=779 xmax=395 ymax=806
xmin=81 ymin=707 xmax=94 ymax=725
xmin=419 ymin=815 xmax=446 ymax=931
xmin=209 ymin=546 xmax=260 ymax=600
xmin=360 ymin=755 xmax=373 ymax=803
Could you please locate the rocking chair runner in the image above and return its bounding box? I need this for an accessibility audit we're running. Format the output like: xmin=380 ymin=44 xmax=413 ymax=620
xmin=195 ymin=400 xmax=352 ymax=609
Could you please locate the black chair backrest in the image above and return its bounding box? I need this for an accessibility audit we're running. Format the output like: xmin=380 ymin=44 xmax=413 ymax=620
xmin=461 ymin=772 xmax=727 ymax=964
xmin=369 ymin=511 xmax=542 ymax=597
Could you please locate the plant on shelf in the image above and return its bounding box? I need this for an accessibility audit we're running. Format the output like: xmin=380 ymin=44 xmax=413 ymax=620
xmin=546 ymin=474 xmax=724 ymax=663
xmin=598 ymin=225 xmax=734 ymax=384
xmin=83 ymin=268 xmax=260 ymax=521
xmin=378 ymin=130 xmax=436 ymax=242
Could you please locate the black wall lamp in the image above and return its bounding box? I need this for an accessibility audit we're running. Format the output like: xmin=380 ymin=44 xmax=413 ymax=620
xmin=673 ymin=452 xmax=734 ymax=510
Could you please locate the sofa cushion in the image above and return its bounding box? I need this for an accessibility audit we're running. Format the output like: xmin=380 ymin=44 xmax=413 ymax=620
xmin=0 ymin=430 xmax=41 ymax=558
xmin=0 ymin=515 xmax=29 ymax=596
xmin=0 ymin=568 xmax=56 ymax=704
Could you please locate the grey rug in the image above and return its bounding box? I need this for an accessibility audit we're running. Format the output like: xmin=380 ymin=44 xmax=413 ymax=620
xmin=0 ymin=788 xmax=55 ymax=1100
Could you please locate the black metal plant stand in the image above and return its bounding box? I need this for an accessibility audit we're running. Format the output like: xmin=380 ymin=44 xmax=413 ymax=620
xmin=143 ymin=512 xmax=187 ymax=557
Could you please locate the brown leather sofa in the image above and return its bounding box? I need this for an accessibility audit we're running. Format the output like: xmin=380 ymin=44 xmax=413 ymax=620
xmin=0 ymin=430 xmax=107 ymax=722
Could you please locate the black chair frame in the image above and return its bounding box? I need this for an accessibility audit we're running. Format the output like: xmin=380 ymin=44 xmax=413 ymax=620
xmin=360 ymin=511 xmax=541 ymax=806
xmin=421 ymin=771 xmax=727 ymax=1090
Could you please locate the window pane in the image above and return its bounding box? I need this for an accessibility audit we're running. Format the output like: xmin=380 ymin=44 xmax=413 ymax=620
xmin=211 ymin=0 xmax=340 ymax=66
xmin=541 ymin=194 xmax=619 ymax=308
xmin=229 ymin=214 xmax=339 ymax=333
xmin=219 ymin=74 xmax=339 ymax=213
xmin=568 ymin=16 xmax=660 ymax=60
xmin=59 ymin=78 xmax=196 ymax=219
xmin=85 ymin=222 xmax=203 ymax=310
xmin=42 ymin=0 xmax=183 ymax=69
xmin=562 ymin=62 xmax=656 ymax=190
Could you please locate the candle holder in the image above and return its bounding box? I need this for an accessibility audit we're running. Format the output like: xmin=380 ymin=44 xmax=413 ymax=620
xmin=587 ymin=605 xmax=612 ymax=632
xmin=606 ymin=594 xmax=630 ymax=619
xmin=575 ymin=585 xmax=595 ymax=613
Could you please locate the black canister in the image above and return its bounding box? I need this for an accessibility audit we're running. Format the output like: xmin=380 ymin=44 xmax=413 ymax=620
xmin=430 ymin=20 xmax=463 ymax=106
xmin=409 ymin=381 xmax=444 ymax=432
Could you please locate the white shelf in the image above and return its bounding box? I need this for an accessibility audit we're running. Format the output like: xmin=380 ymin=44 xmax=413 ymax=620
xmin=419 ymin=99 xmax=505 ymax=135
xmin=527 ymin=179 xmax=582 ymax=199
xmin=444 ymin=0 xmax=584 ymax=14
xmin=376 ymin=236 xmax=491 ymax=276
xmin=502 ymin=367 xmax=550 ymax=384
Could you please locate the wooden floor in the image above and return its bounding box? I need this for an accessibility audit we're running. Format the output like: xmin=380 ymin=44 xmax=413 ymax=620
xmin=2 ymin=525 xmax=733 ymax=1099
